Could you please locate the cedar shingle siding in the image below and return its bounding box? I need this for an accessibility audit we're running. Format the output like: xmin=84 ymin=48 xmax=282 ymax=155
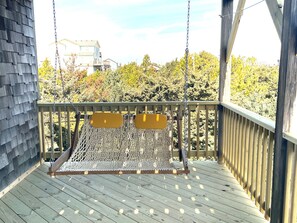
xmin=0 ymin=0 xmax=39 ymax=191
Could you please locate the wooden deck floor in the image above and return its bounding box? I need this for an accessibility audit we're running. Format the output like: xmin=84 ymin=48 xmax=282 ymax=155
xmin=0 ymin=161 xmax=268 ymax=223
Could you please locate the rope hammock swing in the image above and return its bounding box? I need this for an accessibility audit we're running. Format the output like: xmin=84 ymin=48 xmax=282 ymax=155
xmin=48 ymin=0 xmax=191 ymax=176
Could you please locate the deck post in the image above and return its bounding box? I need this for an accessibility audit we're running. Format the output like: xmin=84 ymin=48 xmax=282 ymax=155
xmin=271 ymin=0 xmax=297 ymax=222
xmin=218 ymin=0 xmax=233 ymax=164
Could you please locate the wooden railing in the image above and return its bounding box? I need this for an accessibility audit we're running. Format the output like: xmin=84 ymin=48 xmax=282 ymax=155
xmin=37 ymin=101 xmax=219 ymax=161
xmin=221 ymin=102 xmax=297 ymax=222
xmin=283 ymin=133 xmax=297 ymax=223
xmin=37 ymin=101 xmax=297 ymax=222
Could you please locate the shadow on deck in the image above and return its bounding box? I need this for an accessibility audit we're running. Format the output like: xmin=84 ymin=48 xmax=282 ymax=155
xmin=0 ymin=161 xmax=267 ymax=223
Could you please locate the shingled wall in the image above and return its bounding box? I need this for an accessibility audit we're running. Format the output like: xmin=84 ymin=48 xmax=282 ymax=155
xmin=0 ymin=0 xmax=39 ymax=191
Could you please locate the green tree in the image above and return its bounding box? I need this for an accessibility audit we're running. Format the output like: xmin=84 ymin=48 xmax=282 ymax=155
xmin=38 ymin=58 xmax=55 ymax=102
xmin=118 ymin=62 xmax=142 ymax=88
xmin=231 ymin=56 xmax=279 ymax=120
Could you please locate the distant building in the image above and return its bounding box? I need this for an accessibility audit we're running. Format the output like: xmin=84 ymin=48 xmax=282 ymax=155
xmin=50 ymin=39 xmax=104 ymax=75
xmin=103 ymin=58 xmax=120 ymax=70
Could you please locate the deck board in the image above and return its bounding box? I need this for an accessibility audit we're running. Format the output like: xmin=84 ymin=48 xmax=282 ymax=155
xmin=10 ymin=185 xmax=71 ymax=223
xmin=34 ymin=168 xmax=136 ymax=223
xmin=100 ymin=174 xmax=229 ymax=223
xmin=0 ymin=200 xmax=26 ymax=223
xmin=0 ymin=161 xmax=268 ymax=223
xmin=76 ymin=174 xmax=208 ymax=223
xmin=30 ymin=171 xmax=122 ymax=223
xmin=1 ymin=192 xmax=48 ymax=223
xmin=138 ymin=174 xmax=265 ymax=222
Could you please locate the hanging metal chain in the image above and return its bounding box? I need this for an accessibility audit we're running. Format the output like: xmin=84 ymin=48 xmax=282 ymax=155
xmin=52 ymin=0 xmax=77 ymax=112
xmin=51 ymin=0 xmax=70 ymax=162
xmin=53 ymin=0 xmax=65 ymax=98
xmin=183 ymin=0 xmax=191 ymax=166
xmin=50 ymin=0 xmax=58 ymax=162
xmin=52 ymin=0 xmax=79 ymax=161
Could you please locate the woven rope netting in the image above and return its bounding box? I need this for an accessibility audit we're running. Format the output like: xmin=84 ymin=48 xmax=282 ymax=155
xmin=59 ymin=115 xmax=178 ymax=172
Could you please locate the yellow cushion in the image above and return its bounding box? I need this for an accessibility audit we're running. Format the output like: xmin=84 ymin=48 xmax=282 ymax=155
xmin=134 ymin=114 xmax=167 ymax=129
xmin=90 ymin=113 xmax=123 ymax=128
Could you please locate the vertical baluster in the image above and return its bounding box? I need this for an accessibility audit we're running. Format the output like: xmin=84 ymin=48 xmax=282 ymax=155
xmin=205 ymin=106 xmax=209 ymax=158
xmin=251 ymin=124 xmax=259 ymax=200
xmin=255 ymin=126 xmax=264 ymax=206
xmin=247 ymin=122 xmax=255 ymax=197
xmin=231 ymin=111 xmax=236 ymax=173
xmin=243 ymin=119 xmax=250 ymax=189
xmin=67 ymin=107 xmax=71 ymax=147
xmin=235 ymin=114 xmax=241 ymax=180
xmin=58 ymin=107 xmax=62 ymax=155
xmin=221 ymin=107 xmax=225 ymax=162
xmin=214 ymin=106 xmax=218 ymax=160
xmin=291 ymin=143 xmax=297 ymax=223
xmin=170 ymin=105 xmax=174 ymax=158
xmin=226 ymin=109 xmax=232 ymax=166
xmin=265 ymin=131 xmax=274 ymax=219
xmin=49 ymin=106 xmax=54 ymax=158
xmin=240 ymin=117 xmax=247 ymax=185
xmin=39 ymin=107 xmax=46 ymax=161
xmin=260 ymin=129 xmax=269 ymax=213
xmin=196 ymin=105 xmax=200 ymax=158
xmin=238 ymin=115 xmax=243 ymax=183
xmin=222 ymin=108 xmax=226 ymax=162
xmin=188 ymin=105 xmax=191 ymax=158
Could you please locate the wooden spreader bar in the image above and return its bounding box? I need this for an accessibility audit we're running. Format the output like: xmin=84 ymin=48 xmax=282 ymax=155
xmin=49 ymin=169 xmax=190 ymax=176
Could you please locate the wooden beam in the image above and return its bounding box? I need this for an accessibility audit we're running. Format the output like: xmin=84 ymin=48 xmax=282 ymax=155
xmin=48 ymin=148 xmax=71 ymax=175
xmin=218 ymin=0 xmax=234 ymax=163
xmin=219 ymin=0 xmax=234 ymax=103
xmin=48 ymin=112 xmax=81 ymax=175
xmin=265 ymin=0 xmax=283 ymax=39
xmin=226 ymin=0 xmax=246 ymax=63
xmin=0 ymin=163 xmax=40 ymax=199
xmin=271 ymin=0 xmax=297 ymax=221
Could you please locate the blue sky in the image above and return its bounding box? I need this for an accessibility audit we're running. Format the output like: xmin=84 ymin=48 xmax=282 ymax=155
xmin=33 ymin=0 xmax=280 ymax=65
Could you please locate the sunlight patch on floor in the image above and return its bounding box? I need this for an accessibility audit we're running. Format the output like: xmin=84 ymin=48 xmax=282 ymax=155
xmin=195 ymin=208 xmax=200 ymax=214
xmin=149 ymin=208 xmax=154 ymax=214
xmin=164 ymin=208 xmax=170 ymax=214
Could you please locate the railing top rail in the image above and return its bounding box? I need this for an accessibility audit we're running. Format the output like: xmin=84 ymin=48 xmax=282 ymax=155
xmin=222 ymin=102 xmax=276 ymax=133
xmin=283 ymin=132 xmax=297 ymax=145
xmin=37 ymin=101 xmax=220 ymax=107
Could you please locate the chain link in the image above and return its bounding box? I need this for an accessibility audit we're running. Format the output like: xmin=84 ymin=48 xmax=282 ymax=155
xmin=50 ymin=0 xmax=58 ymax=162
xmin=53 ymin=0 xmax=64 ymax=99
xmin=183 ymin=0 xmax=191 ymax=165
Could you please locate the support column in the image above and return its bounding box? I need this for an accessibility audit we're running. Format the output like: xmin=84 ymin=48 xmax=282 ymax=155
xmin=271 ymin=0 xmax=297 ymax=221
xmin=218 ymin=0 xmax=233 ymax=163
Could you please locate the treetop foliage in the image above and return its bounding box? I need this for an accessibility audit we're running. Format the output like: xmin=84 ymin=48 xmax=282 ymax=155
xmin=38 ymin=51 xmax=279 ymax=120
